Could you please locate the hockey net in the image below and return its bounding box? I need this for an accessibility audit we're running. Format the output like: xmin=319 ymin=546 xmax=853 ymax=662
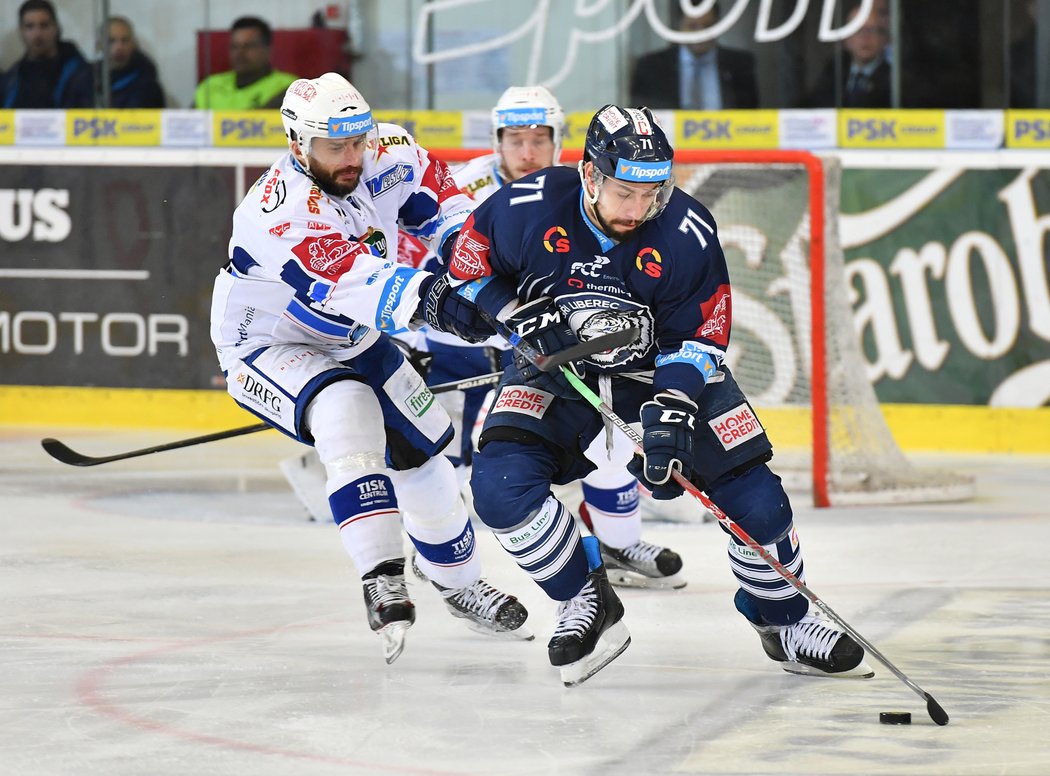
xmin=438 ymin=148 xmax=975 ymax=507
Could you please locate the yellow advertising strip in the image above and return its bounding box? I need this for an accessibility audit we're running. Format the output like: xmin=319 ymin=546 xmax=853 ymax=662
xmin=374 ymin=110 xmax=462 ymax=150
xmin=839 ymin=109 xmax=945 ymax=148
xmin=676 ymin=110 xmax=779 ymax=149
xmin=66 ymin=109 xmax=162 ymax=146
xmin=0 ymin=386 xmax=255 ymax=431
xmin=0 ymin=109 xmax=14 ymax=145
xmin=561 ymin=111 xmax=595 ymax=149
xmin=1005 ymin=110 xmax=1050 ymax=148
xmin=4 ymin=386 xmax=1049 ymax=455
xmin=212 ymin=110 xmax=287 ymax=147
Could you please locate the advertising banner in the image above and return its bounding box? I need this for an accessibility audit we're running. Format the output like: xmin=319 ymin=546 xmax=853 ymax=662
xmin=0 ymin=164 xmax=237 ymax=389
xmin=840 ymin=167 xmax=1050 ymax=407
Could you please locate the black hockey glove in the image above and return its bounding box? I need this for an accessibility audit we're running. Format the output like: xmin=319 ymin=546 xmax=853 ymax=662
xmin=416 ymin=272 xmax=495 ymax=344
xmin=627 ymin=391 xmax=698 ymax=499
xmin=505 ymin=297 xmax=584 ymax=400
xmin=392 ymin=338 xmax=434 ymax=380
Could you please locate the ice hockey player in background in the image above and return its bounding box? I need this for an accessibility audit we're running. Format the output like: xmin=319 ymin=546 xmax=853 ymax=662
xmin=447 ymin=104 xmax=874 ymax=685
xmin=438 ymin=85 xmax=693 ymax=590
xmin=209 ymin=73 xmax=531 ymax=664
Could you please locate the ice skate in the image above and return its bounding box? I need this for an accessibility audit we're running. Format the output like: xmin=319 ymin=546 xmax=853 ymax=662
xmin=548 ymin=537 xmax=631 ymax=686
xmin=599 ymin=538 xmax=687 ymax=590
xmin=362 ymin=560 xmax=415 ymax=664
xmin=578 ymin=502 xmax=687 ymax=589
xmin=737 ymin=591 xmax=873 ymax=678
xmin=413 ymin=557 xmax=533 ymax=640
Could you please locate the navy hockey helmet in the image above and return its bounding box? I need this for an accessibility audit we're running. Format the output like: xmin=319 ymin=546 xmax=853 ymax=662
xmin=581 ymin=105 xmax=674 ymax=219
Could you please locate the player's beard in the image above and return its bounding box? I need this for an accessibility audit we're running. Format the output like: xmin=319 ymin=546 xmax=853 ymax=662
xmin=311 ymin=162 xmax=363 ymax=197
xmin=592 ymin=201 xmax=641 ymax=242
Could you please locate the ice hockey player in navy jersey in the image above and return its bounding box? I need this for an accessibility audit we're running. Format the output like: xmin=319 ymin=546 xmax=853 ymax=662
xmin=448 ymin=104 xmax=873 ymax=685
xmin=209 ymin=73 xmax=531 ymax=664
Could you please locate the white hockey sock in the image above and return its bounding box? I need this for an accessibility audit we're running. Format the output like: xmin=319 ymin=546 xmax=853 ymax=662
xmin=581 ymin=479 xmax=642 ymax=550
xmin=395 ymin=456 xmax=480 ymax=590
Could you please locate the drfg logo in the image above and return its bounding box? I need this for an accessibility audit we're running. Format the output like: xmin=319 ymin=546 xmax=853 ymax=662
xmin=1014 ymin=119 xmax=1050 ymax=141
xmin=847 ymin=118 xmax=897 ymax=141
xmin=73 ymin=118 xmax=118 ymax=139
xmin=236 ymin=372 xmax=282 ymax=412
xmin=221 ymin=118 xmax=267 ymax=140
xmin=683 ymin=119 xmax=731 ymax=140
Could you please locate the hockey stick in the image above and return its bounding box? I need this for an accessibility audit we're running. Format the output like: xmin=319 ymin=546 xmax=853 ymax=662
xmin=40 ymin=371 xmax=505 ymax=468
xmin=557 ymin=367 xmax=950 ymax=727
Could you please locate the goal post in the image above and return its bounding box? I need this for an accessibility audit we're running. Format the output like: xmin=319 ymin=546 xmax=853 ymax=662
xmin=433 ymin=147 xmax=975 ymax=507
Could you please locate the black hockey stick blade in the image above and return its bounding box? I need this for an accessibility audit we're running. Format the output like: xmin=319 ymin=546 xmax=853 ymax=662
xmin=41 ymin=423 xmax=272 ymax=467
xmin=427 ymin=371 xmax=502 ymax=393
xmin=926 ymin=692 xmax=950 ymax=726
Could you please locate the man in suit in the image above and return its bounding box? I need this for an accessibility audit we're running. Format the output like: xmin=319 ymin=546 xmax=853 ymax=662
xmin=807 ymin=2 xmax=891 ymax=108
xmin=629 ymin=3 xmax=758 ymax=110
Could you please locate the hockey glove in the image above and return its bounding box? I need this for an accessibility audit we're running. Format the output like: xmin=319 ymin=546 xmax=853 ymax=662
xmin=627 ymin=391 xmax=698 ymax=499
xmin=505 ymin=297 xmax=585 ymax=400
xmin=416 ymin=272 xmax=495 ymax=344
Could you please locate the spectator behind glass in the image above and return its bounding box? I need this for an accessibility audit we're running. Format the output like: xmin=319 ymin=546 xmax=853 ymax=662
xmin=807 ymin=2 xmax=891 ymax=108
xmin=1 ymin=0 xmax=93 ymax=108
xmin=629 ymin=1 xmax=758 ymax=110
xmin=101 ymin=16 xmax=165 ymax=108
xmin=193 ymin=16 xmax=297 ymax=109
xmin=1010 ymin=0 xmax=1037 ymax=108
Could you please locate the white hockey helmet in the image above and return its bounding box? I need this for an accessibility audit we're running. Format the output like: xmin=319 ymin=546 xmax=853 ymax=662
xmin=280 ymin=72 xmax=376 ymax=160
xmin=491 ymin=85 xmax=564 ymax=163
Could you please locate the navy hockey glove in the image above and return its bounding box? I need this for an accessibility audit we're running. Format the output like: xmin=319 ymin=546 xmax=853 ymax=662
xmin=505 ymin=297 xmax=584 ymax=400
xmin=416 ymin=272 xmax=495 ymax=344
xmin=627 ymin=391 xmax=698 ymax=499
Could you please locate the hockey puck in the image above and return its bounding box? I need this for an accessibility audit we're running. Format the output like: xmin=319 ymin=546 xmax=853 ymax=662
xmin=879 ymin=712 xmax=912 ymax=725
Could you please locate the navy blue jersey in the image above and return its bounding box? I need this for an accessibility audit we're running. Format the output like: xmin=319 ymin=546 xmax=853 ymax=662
xmin=448 ymin=165 xmax=732 ymax=399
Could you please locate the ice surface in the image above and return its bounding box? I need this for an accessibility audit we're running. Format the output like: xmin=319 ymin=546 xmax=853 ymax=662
xmin=3 ymin=426 xmax=1049 ymax=775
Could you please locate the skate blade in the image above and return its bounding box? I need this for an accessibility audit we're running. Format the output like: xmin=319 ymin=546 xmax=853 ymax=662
xmin=377 ymin=620 xmax=411 ymax=665
xmin=560 ymin=621 xmax=631 ymax=687
xmin=781 ymin=657 xmax=875 ymax=679
xmin=606 ymin=569 xmax=687 ymax=590
xmin=460 ymin=620 xmax=536 ymax=641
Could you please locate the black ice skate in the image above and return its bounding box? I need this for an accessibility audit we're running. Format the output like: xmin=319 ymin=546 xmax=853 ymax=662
xmin=548 ymin=536 xmax=631 ymax=686
xmin=412 ymin=556 xmax=533 ymax=640
xmin=362 ymin=560 xmax=415 ymax=664
xmin=736 ymin=591 xmax=874 ymax=678
xmin=578 ymin=502 xmax=686 ymax=589
xmin=599 ymin=539 xmax=687 ymax=590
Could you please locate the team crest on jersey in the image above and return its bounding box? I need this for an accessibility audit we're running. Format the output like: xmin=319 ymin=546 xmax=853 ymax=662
xmin=358 ymin=226 xmax=388 ymax=258
xmin=366 ymin=163 xmax=414 ymax=197
xmin=543 ymin=226 xmax=570 ymax=253
xmin=450 ymin=224 xmax=491 ymax=279
xmin=697 ymin=284 xmax=731 ymax=347
xmin=635 ymin=247 xmax=662 ymax=278
xmin=557 ymin=293 xmax=654 ymax=368
xmin=292 ymin=232 xmax=364 ymax=278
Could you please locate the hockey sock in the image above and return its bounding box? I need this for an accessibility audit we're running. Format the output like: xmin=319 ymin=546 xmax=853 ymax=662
xmin=581 ymin=479 xmax=642 ymax=550
xmin=727 ymin=524 xmax=809 ymax=626
xmin=395 ymin=456 xmax=481 ymax=590
xmin=493 ymin=494 xmax=588 ymax=601
xmin=329 ymin=472 xmax=404 ymax=577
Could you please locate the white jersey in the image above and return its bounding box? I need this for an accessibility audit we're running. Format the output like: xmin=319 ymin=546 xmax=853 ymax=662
xmin=210 ymin=122 xmax=474 ymax=368
xmin=424 ymin=152 xmax=507 ymax=349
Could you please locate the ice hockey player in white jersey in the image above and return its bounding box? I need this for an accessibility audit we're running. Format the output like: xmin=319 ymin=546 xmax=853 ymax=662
xmin=209 ymin=73 xmax=532 ymax=664
xmin=430 ymin=85 xmax=694 ymax=590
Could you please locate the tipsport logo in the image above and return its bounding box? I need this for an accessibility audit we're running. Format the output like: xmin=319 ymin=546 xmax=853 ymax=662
xmin=328 ymin=113 xmax=374 ymax=137
xmin=615 ymin=160 xmax=671 ymax=182
xmin=496 ymin=107 xmax=547 ymax=127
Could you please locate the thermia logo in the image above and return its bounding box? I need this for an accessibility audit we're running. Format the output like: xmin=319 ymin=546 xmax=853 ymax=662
xmin=0 ymin=189 xmax=71 ymax=242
